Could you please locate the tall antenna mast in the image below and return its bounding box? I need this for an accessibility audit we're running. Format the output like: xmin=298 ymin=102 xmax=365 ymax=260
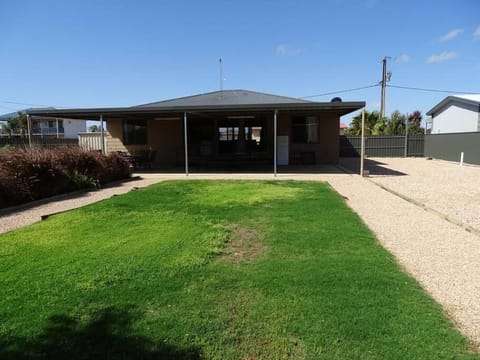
xmin=219 ymin=57 xmax=224 ymax=91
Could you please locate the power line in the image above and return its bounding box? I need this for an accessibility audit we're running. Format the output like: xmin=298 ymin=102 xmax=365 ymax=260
xmin=0 ymin=100 xmax=54 ymax=107
xmin=300 ymin=84 xmax=379 ymax=99
xmin=387 ymin=84 xmax=478 ymax=95
xmin=0 ymin=104 xmax=23 ymax=112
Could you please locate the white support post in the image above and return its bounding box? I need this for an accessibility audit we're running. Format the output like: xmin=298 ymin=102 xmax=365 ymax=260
xmin=56 ymin=118 xmax=59 ymax=139
xmin=404 ymin=116 xmax=408 ymax=157
xmin=100 ymin=115 xmax=105 ymax=154
xmin=184 ymin=112 xmax=189 ymax=176
xmin=273 ymin=110 xmax=278 ymax=176
xmin=27 ymin=114 xmax=32 ymax=148
xmin=360 ymin=108 xmax=365 ymax=177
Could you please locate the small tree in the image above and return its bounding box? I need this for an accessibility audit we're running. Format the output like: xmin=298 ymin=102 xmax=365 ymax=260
xmin=88 ymin=124 xmax=100 ymax=132
xmin=384 ymin=110 xmax=406 ymax=135
xmin=406 ymin=110 xmax=425 ymax=135
xmin=2 ymin=112 xmax=28 ymax=136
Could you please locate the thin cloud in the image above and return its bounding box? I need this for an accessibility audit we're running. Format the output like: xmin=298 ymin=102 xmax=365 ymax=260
xmin=474 ymin=25 xmax=480 ymax=40
xmin=276 ymin=44 xmax=288 ymax=57
xmin=394 ymin=54 xmax=410 ymax=64
xmin=440 ymin=28 xmax=463 ymax=42
xmin=426 ymin=51 xmax=459 ymax=63
xmin=275 ymin=44 xmax=301 ymax=57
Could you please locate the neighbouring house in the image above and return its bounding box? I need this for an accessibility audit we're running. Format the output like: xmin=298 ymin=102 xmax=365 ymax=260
xmin=424 ymin=94 xmax=480 ymax=165
xmin=427 ymin=94 xmax=480 ymax=134
xmin=0 ymin=109 xmax=86 ymax=139
xmin=26 ymin=89 xmax=364 ymax=172
xmin=339 ymin=123 xmax=347 ymax=135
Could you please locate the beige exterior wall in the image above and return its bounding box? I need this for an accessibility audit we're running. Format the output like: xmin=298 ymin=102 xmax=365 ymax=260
xmin=106 ymin=119 xmax=129 ymax=153
xmin=106 ymin=118 xmax=183 ymax=166
xmin=147 ymin=119 xmax=183 ymax=166
xmin=277 ymin=112 xmax=339 ymax=164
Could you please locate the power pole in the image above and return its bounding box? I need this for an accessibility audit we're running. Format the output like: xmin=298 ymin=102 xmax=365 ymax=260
xmin=380 ymin=56 xmax=387 ymax=118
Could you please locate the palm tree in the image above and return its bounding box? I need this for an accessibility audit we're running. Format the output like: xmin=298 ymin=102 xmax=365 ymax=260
xmin=345 ymin=110 xmax=385 ymax=135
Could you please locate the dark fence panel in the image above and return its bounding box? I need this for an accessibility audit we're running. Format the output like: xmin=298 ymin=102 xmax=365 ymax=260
xmin=407 ymin=135 xmax=425 ymax=156
xmin=425 ymin=132 xmax=480 ymax=165
xmin=340 ymin=135 xmax=424 ymax=157
xmin=0 ymin=136 xmax=78 ymax=149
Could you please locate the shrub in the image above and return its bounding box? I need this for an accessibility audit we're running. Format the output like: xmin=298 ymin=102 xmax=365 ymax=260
xmin=0 ymin=147 xmax=131 ymax=208
xmin=0 ymin=148 xmax=70 ymax=206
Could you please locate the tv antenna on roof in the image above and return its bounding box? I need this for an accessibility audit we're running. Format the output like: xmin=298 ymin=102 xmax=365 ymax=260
xmin=219 ymin=57 xmax=224 ymax=91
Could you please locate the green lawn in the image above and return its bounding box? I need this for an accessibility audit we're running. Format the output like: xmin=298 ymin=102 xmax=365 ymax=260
xmin=0 ymin=180 xmax=477 ymax=359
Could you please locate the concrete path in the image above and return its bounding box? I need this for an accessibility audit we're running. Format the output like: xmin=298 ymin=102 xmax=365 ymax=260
xmin=1 ymin=167 xmax=479 ymax=348
xmin=0 ymin=177 xmax=163 ymax=235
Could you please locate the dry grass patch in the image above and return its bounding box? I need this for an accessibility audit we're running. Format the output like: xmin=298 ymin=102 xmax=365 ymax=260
xmin=221 ymin=225 xmax=268 ymax=264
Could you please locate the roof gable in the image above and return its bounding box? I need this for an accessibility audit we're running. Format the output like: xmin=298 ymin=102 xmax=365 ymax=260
xmin=134 ymin=89 xmax=312 ymax=108
xmin=427 ymin=94 xmax=480 ymax=115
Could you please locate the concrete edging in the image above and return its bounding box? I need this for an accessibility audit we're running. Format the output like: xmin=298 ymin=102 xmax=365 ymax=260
xmin=0 ymin=176 xmax=140 ymax=217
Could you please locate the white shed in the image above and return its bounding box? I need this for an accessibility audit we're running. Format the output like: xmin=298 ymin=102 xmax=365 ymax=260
xmin=426 ymin=94 xmax=480 ymax=134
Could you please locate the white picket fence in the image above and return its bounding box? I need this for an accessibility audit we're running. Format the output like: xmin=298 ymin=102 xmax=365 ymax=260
xmin=78 ymin=132 xmax=105 ymax=152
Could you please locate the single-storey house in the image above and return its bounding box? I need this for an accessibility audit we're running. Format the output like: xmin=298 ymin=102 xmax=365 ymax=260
xmin=27 ymin=89 xmax=364 ymax=173
xmin=427 ymin=94 xmax=480 ymax=134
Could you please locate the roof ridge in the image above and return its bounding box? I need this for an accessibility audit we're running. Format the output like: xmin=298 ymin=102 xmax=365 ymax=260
xmin=132 ymin=90 xmax=232 ymax=108
xmin=133 ymin=89 xmax=310 ymax=108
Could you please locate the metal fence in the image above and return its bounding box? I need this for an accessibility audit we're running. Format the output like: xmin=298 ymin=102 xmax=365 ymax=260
xmin=0 ymin=136 xmax=78 ymax=149
xmin=340 ymin=135 xmax=424 ymax=157
xmin=425 ymin=132 xmax=480 ymax=165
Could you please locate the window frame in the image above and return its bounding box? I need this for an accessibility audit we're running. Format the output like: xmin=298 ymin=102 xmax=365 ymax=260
xmin=123 ymin=119 xmax=147 ymax=145
xmin=291 ymin=116 xmax=319 ymax=144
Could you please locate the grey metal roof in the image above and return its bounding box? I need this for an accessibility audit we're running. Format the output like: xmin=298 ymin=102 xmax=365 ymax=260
xmin=427 ymin=94 xmax=480 ymax=116
xmin=134 ymin=89 xmax=312 ymax=108
xmin=25 ymin=89 xmax=365 ymax=119
xmin=0 ymin=108 xmax=55 ymax=120
xmin=0 ymin=110 xmax=23 ymax=121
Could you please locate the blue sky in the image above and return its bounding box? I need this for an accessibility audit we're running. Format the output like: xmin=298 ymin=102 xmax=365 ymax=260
xmin=0 ymin=0 xmax=479 ymax=124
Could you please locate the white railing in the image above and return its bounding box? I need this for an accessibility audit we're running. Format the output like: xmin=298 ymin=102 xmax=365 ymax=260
xmin=78 ymin=132 xmax=105 ymax=152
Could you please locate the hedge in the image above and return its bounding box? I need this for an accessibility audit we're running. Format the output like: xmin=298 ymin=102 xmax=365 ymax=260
xmin=0 ymin=147 xmax=132 ymax=209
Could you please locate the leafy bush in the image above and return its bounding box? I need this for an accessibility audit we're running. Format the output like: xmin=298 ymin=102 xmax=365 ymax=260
xmin=0 ymin=147 xmax=131 ymax=208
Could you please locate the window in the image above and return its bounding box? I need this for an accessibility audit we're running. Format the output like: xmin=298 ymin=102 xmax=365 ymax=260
xmin=292 ymin=116 xmax=319 ymax=143
xmin=218 ymin=127 xmax=239 ymax=141
xmin=123 ymin=119 xmax=147 ymax=145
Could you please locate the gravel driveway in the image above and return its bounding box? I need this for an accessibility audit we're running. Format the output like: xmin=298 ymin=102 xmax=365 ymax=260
xmin=340 ymin=157 xmax=480 ymax=233
xmin=1 ymin=164 xmax=480 ymax=349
